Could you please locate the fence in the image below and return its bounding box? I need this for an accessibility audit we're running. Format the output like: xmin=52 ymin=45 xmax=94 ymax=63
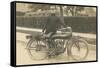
xmin=16 ymin=16 xmax=96 ymax=33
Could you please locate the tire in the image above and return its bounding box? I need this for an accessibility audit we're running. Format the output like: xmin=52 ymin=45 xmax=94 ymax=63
xmin=70 ymin=39 xmax=89 ymax=61
xmin=26 ymin=39 xmax=48 ymax=60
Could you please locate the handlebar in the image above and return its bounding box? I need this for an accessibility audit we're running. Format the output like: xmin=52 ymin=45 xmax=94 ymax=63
xmin=58 ymin=27 xmax=72 ymax=32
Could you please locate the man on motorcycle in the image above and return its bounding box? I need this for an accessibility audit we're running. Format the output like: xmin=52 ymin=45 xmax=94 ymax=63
xmin=42 ymin=12 xmax=67 ymax=57
xmin=42 ymin=12 xmax=66 ymax=40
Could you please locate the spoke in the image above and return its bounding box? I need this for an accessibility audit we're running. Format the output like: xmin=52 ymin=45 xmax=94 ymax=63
xmin=71 ymin=39 xmax=88 ymax=60
xmin=27 ymin=40 xmax=48 ymax=60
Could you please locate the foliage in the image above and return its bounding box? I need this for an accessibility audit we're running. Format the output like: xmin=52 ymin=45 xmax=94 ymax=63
xmin=65 ymin=6 xmax=85 ymax=16
xmin=16 ymin=16 xmax=96 ymax=34
xmin=28 ymin=4 xmax=51 ymax=11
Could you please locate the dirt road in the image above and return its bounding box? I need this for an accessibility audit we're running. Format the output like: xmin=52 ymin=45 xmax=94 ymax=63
xmin=16 ymin=32 xmax=96 ymax=65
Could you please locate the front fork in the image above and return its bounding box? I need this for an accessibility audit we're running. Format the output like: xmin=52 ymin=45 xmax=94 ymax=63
xmin=66 ymin=36 xmax=80 ymax=56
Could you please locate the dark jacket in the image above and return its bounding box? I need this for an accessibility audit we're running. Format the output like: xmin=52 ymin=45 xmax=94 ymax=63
xmin=43 ymin=16 xmax=65 ymax=33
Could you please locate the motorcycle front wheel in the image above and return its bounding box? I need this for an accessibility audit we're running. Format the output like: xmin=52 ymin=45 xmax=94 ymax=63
xmin=70 ymin=38 xmax=89 ymax=61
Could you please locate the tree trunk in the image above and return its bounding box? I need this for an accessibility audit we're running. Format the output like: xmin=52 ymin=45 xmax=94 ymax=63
xmin=59 ymin=6 xmax=65 ymax=26
xmin=60 ymin=6 xmax=63 ymax=16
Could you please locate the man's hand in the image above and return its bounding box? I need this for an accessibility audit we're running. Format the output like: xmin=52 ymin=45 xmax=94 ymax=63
xmin=61 ymin=25 xmax=68 ymax=28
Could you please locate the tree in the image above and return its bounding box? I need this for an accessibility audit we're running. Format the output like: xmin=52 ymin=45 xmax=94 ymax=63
xmin=59 ymin=5 xmax=65 ymax=25
xmin=65 ymin=6 xmax=85 ymax=16
xmin=16 ymin=11 xmax=25 ymax=16
xmin=28 ymin=4 xmax=51 ymax=12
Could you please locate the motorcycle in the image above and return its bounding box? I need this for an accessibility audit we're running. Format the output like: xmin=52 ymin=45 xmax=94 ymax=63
xmin=26 ymin=27 xmax=89 ymax=60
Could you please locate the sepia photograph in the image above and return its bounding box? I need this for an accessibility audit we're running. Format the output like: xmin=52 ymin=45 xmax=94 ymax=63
xmin=15 ymin=2 xmax=97 ymax=66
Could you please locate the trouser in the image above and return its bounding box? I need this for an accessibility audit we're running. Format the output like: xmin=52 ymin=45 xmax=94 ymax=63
xmin=45 ymin=31 xmax=56 ymax=38
xmin=45 ymin=31 xmax=56 ymax=48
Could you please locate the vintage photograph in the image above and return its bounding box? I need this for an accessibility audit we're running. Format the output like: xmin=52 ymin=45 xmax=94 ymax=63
xmin=16 ymin=2 xmax=97 ymax=65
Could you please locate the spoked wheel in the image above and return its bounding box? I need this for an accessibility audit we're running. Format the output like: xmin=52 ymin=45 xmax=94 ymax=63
xmin=26 ymin=39 xmax=48 ymax=60
xmin=70 ymin=39 xmax=89 ymax=61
